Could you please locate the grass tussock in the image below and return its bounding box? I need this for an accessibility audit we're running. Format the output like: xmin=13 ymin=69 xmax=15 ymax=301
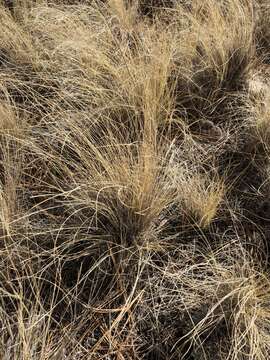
xmin=1 ymin=0 xmax=270 ymax=359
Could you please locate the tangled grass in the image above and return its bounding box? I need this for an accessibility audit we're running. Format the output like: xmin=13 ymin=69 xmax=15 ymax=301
xmin=1 ymin=0 xmax=270 ymax=359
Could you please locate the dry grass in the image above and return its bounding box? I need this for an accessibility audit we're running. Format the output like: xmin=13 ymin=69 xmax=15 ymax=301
xmin=0 ymin=0 xmax=270 ymax=359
